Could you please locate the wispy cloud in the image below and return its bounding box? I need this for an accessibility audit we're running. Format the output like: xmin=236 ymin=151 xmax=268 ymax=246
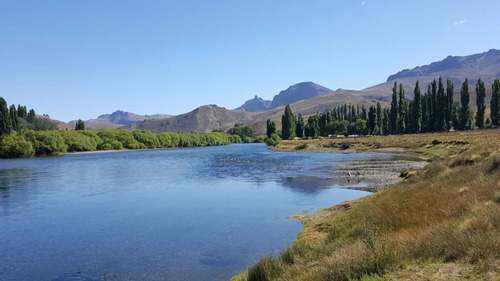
xmin=454 ymin=20 xmax=466 ymax=25
xmin=361 ymin=1 xmax=366 ymax=5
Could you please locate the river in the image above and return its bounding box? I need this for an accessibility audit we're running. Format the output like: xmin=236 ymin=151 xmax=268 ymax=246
xmin=0 ymin=143 xmax=406 ymax=281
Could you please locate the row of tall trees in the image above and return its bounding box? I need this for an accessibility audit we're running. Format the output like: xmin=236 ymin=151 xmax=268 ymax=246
xmin=0 ymin=97 xmax=55 ymax=135
xmin=275 ymin=77 xmax=500 ymax=140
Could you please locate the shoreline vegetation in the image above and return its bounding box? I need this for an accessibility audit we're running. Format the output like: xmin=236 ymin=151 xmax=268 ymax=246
xmin=233 ymin=130 xmax=500 ymax=281
xmin=0 ymin=129 xmax=242 ymax=158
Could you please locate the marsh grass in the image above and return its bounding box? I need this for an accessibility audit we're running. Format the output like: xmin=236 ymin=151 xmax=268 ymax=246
xmin=235 ymin=130 xmax=500 ymax=281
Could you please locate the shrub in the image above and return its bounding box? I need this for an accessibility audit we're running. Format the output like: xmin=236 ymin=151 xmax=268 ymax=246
xmin=265 ymin=134 xmax=281 ymax=147
xmin=96 ymin=129 xmax=141 ymax=150
xmin=0 ymin=134 xmax=34 ymax=158
xmin=340 ymin=141 xmax=351 ymax=150
xmin=294 ymin=143 xmax=307 ymax=150
xmin=61 ymin=131 xmax=101 ymax=152
xmin=494 ymin=191 xmax=500 ymax=203
xmin=432 ymin=139 xmax=442 ymax=145
xmin=132 ymin=130 xmax=160 ymax=149
xmin=22 ymin=130 xmax=68 ymax=156
xmin=487 ymin=155 xmax=500 ymax=173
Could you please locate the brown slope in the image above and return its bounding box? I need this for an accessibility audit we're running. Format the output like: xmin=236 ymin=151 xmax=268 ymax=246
xmin=128 ymin=105 xmax=257 ymax=133
xmin=127 ymin=90 xmax=383 ymax=135
xmin=69 ymin=110 xmax=172 ymax=130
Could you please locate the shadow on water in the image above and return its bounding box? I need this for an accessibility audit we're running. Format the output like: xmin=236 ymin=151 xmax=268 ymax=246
xmin=0 ymin=168 xmax=38 ymax=197
xmin=280 ymin=176 xmax=339 ymax=195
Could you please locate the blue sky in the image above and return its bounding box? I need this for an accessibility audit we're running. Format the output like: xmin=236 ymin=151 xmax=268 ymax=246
xmin=1 ymin=0 xmax=500 ymax=122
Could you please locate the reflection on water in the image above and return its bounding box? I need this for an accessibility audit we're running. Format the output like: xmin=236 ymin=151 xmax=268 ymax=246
xmin=0 ymin=144 xmax=403 ymax=281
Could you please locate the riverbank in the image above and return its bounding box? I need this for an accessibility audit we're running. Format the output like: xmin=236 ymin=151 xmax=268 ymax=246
xmin=233 ymin=130 xmax=500 ymax=281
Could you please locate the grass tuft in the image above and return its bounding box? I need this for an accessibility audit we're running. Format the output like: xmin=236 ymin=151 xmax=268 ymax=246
xmin=247 ymin=256 xmax=285 ymax=281
xmin=294 ymin=143 xmax=308 ymax=150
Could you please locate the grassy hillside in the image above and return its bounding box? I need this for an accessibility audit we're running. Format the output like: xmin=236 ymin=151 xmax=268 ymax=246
xmin=233 ymin=130 xmax=500 ymax=281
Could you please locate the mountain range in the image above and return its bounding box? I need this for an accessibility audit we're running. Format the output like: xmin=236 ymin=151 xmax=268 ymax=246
xmin=68 ymin=49 xmax=500 ymax=134
xmin=234 ymin=82 xmax=333 ymax=112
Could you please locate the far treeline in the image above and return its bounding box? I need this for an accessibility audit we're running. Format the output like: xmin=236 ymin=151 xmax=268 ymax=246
xmin=0 ymin=97 xmax=241 ymax=158
xmin=268 ymin=77 xmax=500 ymax=140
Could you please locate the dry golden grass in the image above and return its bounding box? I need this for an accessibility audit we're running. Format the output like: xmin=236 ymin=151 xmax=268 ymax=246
xmin=233 ymin=130 xmax=500 ymax=281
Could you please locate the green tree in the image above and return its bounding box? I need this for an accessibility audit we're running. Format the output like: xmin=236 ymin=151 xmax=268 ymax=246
xmin=397 ymin=83 xmax=406 ymax=134
xmin=430 ymin=80 xmax=437 ymax=132
xmin=436 ymin=76 xmax=445 ymax=131
xmin=382 ymin=108 xmax=390 ymax=135
xmin=475 ymin=77 xmax=486 ymax=129
xmin=490 ymin=79 xmax=500 ymax=127
xmin=17 ymin=105 xmax=27 ymax=118
xmin=281 ymin=105 xmax=296 ymax=140
xmin=446 ymin=78 xmax=454 ymax=130
xmin=27 ymin=109 xmax=36 ymax=123
xmin=75 ymin=119 xmax=85 ymax=130
xmin=9 ymin=104 xmax=18 ymax=132
xmin=412 ymin=80 xmax=422 ymax=133
xmin=266 ymin=119 xmax=277 ymax=138
xmin=228 ymin=124 xmax=255 ymax=142
xmin=368 ymin=105 xmax=377 ymax=134
xmin=376 ymin=102 xmax=383 ymax=135
xmin=296 ymin=113 xmax=305 ymax=138
xmin=390 ymin=81 xmax=398 ymax=134
xmin=305 ymin=114 xmax=319 ymax=138
xmin=460 ymin=78 xmax=470 ymax=130
xmin=0 ymin=97 xmax=12 ymax=135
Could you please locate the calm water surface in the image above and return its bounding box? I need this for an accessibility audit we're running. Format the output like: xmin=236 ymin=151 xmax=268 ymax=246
xmin=1 ymin=144 xmax=398 ymax=281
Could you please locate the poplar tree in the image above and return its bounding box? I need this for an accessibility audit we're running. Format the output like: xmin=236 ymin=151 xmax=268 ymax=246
xmin=305 ymin=114 xmax=319 ymax=138
xmin=27 ymin=109 xmax=36 ymax=123
xmin=490 ymin=79 xmax=500 ymax=127
xmin=361 ymin=105 xmax=367 ymax=120
xmin=281 ymin=105 xmax=296 ymax=140
xmin=436 ymin=76 xmax=445 ymax=131
xmin=296 ymin=113 xmax=305 ymax=138
xmin=75 ymin=119 xmax=86 ymax=131
xmin=412 ymin=80 xmax=422 ymax=133
xmin=266 ymin=119 xmax=276 ymax=137
xmin=368 ymin=105 xmax=377 ymax=134
xmin=390 ymin=81 xmax=398 ymax=134
xmin=460 ymin=78 xmax=470 ymax=130
xmin=430 ymin=81 xmax=437 ymax=132
xmin=17 ymin=105 xmax=27 ymax=118
xmin=9 ymin=104 xmax=18 ymax=131
xmin=421 ymin=93 xmax=428 ymax=132
xmin=383 ymin=108 xmax=390 ymax=135
xmin=376 ymin=102 xmax=383 ymax=135
xmin=397 ymin=83 xmax=406 ymax=134
xmin=446 ymin=78 xmax=454 ymax=130
xmin=0 ymin=97 xmax=12 ymax=135
xmin=475 ymin=77 xmax=486 ymax=129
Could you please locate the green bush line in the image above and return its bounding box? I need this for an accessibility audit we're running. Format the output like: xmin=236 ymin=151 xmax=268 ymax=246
xmin=0 ymin=129 xmax=242 ymax=158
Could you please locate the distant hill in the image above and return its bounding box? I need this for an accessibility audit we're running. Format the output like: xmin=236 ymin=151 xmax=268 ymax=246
xmin=128 ymin=105 xmax=256 ymax=133
xmin=129 ymin=89 xmax=382 ymax=135
xmin=235 ymin=82 xmax=332 ymax=112
xmin=269 ymin=82 xmax=332 ymax=109
xmin=234 ymin=95 xmax=272 ymax=112
xmin=364 ymin=49 xmax=500 ymax=98
xmin=69 ymin=110 xmax=171 ymax=129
